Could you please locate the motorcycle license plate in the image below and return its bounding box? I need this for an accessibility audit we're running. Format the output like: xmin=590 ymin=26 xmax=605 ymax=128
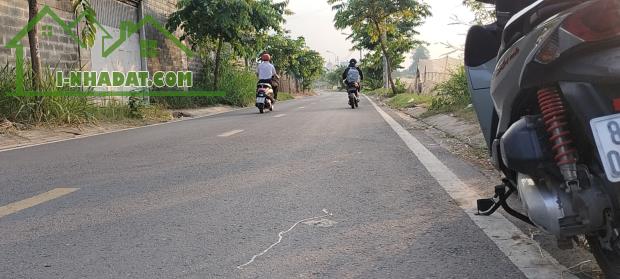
xmin=591 ymin=114 xmax=620 ymax=182
xmin=256 ymin=97 xmax=266 ymax=103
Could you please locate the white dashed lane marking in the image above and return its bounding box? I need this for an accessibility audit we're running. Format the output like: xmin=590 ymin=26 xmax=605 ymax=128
xmin=218 ymin=129 xmax=244 ymax=137
xmin=0 ymin=188 xmax=79 ymax=219
xmin=273 ymin=114 xmax=286 ymax=118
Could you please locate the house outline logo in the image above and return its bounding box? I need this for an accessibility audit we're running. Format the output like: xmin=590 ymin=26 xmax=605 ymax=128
xmin=3 ymin=5 xmax=211 ymax=97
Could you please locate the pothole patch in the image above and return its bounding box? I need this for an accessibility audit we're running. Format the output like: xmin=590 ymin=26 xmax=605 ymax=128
xmin=303 ymin=218 xmax=337 ymax=227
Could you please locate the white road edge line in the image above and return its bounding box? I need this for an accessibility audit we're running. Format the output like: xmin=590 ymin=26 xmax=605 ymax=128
xmin=237 ymin=209 xmax=332 ymax=269
xmin=273 ymin=114 xmax=286 ymax=118
xmin=0 ymin=188 xmax=79 ymax=219
xmin=366 ymin=96 xmax=577 ymax=279
xmin=218 ymin=129 xmax=244 ymax=137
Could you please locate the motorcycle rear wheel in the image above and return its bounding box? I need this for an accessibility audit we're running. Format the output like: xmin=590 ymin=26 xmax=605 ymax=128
xmin=587 ymin=233 xmax=620 ymax=277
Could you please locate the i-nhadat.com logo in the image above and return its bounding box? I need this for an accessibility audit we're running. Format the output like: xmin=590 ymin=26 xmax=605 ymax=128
xmin=56 ymin=71 xmax=193 ymax=88
xmin=5 ymin=5 xmax=223 ymax=97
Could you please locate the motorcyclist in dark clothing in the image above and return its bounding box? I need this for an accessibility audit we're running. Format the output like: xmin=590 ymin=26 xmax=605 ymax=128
xmin=342 ymin=59 xmax=363 ymax=98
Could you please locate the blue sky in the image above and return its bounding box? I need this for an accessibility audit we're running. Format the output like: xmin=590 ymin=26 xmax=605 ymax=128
xmin=284 ymin=0 xmax=475 ymax=66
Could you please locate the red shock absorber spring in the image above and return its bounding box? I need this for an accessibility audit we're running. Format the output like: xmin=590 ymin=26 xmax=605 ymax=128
xmin=537 ymin=87 xmax=578 ymax=182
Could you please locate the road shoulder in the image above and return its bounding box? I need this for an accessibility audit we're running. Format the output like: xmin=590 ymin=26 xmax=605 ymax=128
xmin=371 ymin=97 xmax=601 ymax=278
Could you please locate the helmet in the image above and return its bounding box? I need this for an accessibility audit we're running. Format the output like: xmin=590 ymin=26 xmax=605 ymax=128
xmin=261 ymin=53 xmax=271 ymax=61
xmin=349 ymin=59 xmax=357 ymax=65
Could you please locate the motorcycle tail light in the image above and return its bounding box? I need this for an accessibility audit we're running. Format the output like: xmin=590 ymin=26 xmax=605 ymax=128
xmin=613 ymin=98 xmax=620 ymax=111
xmin=535 ymin=0 xmax=620 ymax=64
xmin=562 ymin=0 xmax=620 ymax=42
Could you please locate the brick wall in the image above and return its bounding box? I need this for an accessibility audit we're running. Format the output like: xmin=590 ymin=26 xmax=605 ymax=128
xmin=0 ymin=0 xmax=81 ymax=71
xmin=142 ymin=0 xmax=202 ymax=80
xmin=1 ymin=0 xmax=203 ymax=80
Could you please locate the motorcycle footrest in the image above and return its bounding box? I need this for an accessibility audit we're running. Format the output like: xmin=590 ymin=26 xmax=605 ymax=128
xmin=477 ymin=198 xmax=496 ymax=213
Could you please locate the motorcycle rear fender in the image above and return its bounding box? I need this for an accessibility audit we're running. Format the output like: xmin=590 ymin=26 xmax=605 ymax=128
xmin=466 ymin=59 xmax=498 ymax=151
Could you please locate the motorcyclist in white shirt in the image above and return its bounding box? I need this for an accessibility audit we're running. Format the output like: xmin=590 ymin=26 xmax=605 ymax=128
xmin=257 ymin=53 xmax=279 ymax=103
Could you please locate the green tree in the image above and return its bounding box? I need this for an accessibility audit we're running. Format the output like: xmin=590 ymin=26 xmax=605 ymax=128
xmin=462 ymin=0 xmax=495 ymax=24
xmin=26 ymin=0 xmax=96 ymax=91
xmin=328 ymin=0 xmax=430 ymax=95
xmin=27 ymin=0 xmax=42 ymax=90
xmin=295 ymin=49 xmax=325 ymax=91
xmin=408 ymin=45 xmax=429 ymax=73
xmin=72 ymin=0 xmax=98 ymax=48
xmin=264 ymin=34 xmax=324 ymax=92
xmin=167 ymin=0 xmax=288 ymax=89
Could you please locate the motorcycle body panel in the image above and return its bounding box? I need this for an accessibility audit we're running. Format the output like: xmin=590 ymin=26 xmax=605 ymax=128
xmin=467 ymin=0 xmax=620 ymax=256
xmin=465 ymin=57 xmax=497 ymax=150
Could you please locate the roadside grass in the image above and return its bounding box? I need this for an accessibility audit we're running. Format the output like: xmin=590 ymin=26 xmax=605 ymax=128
xmin=364 ymin=88 xmax=391 ymax=97
xmin=377 ymin=66 xmax=478 ymax=124
xmin=387 ymin=93 xmax=432 ymax=109
xmin=0 ymin=63 xmax=171 ymax=127
xmin=277 ymin=92 xmax=295 ymax=101
xmin=93 ymin=100 xmax=172 ymax=123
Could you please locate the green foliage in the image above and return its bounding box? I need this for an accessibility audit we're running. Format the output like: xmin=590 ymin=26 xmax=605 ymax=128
xmin=394 ymin=78 xmax=407 ymax=94
xmin=217 ymin=69 xmax=258 ymax=106
xmin=0 ymin=63 xmax=94 ymax=124
xmin=152 ymin=68 xmax=257 ymax=109
xmin=264 ymin=34 xmax=325 ymax=92
xmin=168 ymin=0 xmax=288 ymax=88
xmin=168 ymin=0 xmax=287 ymax=47
xmin=324 ymin=65 xmax=348 ymax=89
xmin=0 ymin=63 xmax=170 ymax=125
xmin=359 ymin=51 xmax=387 ymax=90
xmin=328 ymin=0 xmax=431 ymax=95
xmin=429 ymin=66 xmax=470 ymax=111
xmin=128 ymin=96 xmax=143 ymax=118
xmin=407 ymin=46 xmax=430 ymax=73
xmin=462 ymin=0 xmax=495 ymax=24
xmin=71 ymin=0 xmax=97 ymax=48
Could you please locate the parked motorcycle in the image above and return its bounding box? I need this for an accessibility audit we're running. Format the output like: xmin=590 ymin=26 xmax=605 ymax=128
xmin=465 ymin=0 xmax=620 ymax=275
xmin=346 ymin=81 xmax=360 ymax=109
xmin=256 ymin=83 xmax=274 ymax=114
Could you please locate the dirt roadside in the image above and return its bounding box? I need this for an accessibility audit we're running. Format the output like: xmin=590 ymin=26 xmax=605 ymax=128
xmin=0 ymin=106 xmax=237 ymax=151
xmin=0 ymin=92 xmax=314 ymax=151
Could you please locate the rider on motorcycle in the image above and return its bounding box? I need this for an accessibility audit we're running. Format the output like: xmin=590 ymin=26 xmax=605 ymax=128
xmin=342 ymin=59 xmax=363 ymax=98
xmin=257 ymin=53 xmax=278 ymax=103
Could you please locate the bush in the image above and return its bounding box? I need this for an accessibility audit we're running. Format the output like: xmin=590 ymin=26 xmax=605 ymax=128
xmin=152 ymin=69 xmax=257 ymax=109
xmin=0 ymin=63 xmax=98 ymax=125
xmin=0 ymin=63 xmax=170 ymax=125
xmin=429 ymin=66 xmax=470 ymax=111
xmin=394 ymin=78 xmax=408 ymax=94
xmin=217 ymin=69 xmax=257 ymax=106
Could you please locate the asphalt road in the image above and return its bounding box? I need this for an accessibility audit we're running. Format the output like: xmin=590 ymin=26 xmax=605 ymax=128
xmin=0 ymin=92 xmax=562 ymax=278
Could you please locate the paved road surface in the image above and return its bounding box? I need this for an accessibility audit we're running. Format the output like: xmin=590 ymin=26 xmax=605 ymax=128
xmin=0 ymin=92 xmax=569 ymax=278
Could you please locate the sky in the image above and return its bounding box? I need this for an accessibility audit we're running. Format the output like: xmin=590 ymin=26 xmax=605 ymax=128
xmin=284 ymin=0 xmax=476 ymax=67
